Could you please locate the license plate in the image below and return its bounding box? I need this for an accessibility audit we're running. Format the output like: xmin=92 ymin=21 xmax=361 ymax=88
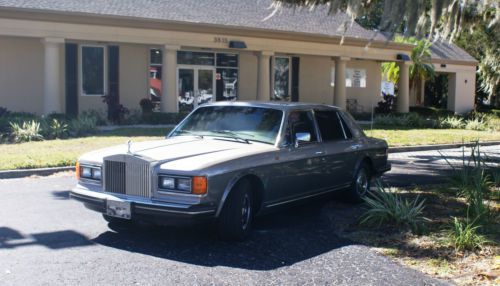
xmin=106 ymin=199 xmax=131 ymax=219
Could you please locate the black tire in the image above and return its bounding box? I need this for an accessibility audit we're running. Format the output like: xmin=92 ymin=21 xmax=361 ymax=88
xmin=217 ymin=180 xmax=254 ymax=241
xmin=348 ymin=162 xmax=372 ymax=203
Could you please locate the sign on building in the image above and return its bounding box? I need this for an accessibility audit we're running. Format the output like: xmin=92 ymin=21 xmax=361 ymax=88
xmin=331 ymin=68 xmax=367 ymax=88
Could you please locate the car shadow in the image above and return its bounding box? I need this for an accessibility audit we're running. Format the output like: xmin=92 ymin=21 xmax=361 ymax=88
xmin=0 ymin=227 xmax=94 ymax=249
xmin=92 ymin=196 xmax=358 ymax=271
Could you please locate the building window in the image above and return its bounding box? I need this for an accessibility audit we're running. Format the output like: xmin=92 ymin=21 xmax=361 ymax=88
xmin=216 ymin=53 xmax=238 ymax=101
xmin=149 ymin=49 xmax=162 ymax=110
xmin=81 ymin=45 xmax=105 ymax=96
xmin=273 ymin=56 xmax=291 ymax=101
xmin=177 ymin=51 xmax=215 ymax=66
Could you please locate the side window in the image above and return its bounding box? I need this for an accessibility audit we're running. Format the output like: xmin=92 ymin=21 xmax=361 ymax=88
xmin=288 ymin=111 xmax=318 ymax=143
xmin=314 ymin=110 xmax=346 ymax=141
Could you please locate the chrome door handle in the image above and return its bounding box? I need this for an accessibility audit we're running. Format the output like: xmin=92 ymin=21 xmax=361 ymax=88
xmin=315 ymin=151 xmax=325 ymax=155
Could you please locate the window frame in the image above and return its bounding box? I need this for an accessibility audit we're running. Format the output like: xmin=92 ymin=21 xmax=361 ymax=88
xmin=79 ymin=44 xmax=107 ymax=97
xmin=273 ymin=56 xmax=292 ymax=101
xmin=313 ymin=109 xmax=350 ymax=142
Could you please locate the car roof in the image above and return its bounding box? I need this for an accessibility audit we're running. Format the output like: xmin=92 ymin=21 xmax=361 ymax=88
xmin=202 ymin=101 xmax=341 ymax=112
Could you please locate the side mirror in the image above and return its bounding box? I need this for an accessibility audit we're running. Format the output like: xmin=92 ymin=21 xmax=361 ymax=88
xmin=294 ymin=132 xmax=311 ymax=148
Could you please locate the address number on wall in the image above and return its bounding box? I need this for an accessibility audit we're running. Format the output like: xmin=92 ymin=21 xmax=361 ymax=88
xmin=214 ymin=37 xmax=229 ymax=44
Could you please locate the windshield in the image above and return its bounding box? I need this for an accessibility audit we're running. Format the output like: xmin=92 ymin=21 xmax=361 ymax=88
xmin=170 ymin=106 xmax=284 ymax=145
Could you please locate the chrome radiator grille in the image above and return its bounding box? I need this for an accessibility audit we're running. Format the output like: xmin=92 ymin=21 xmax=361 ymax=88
xmin=103 ymin=155 xmax=151 ymax=198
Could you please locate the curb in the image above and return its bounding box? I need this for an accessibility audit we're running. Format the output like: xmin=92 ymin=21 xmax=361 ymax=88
xmin=389 ymin=140 xmax=500 ymax=153
xmin=1 ymin=141 xmax=499 ymax=179
xmin=0 ymin=166 xmax=74 ymax=180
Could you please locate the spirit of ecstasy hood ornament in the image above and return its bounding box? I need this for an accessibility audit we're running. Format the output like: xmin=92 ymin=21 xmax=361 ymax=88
xmin=127 ymin=139 xmax=132 ymax=154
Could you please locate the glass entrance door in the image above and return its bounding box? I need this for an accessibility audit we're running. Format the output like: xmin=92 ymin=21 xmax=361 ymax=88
xmin=178 ymin=67 xmax=215 ymax=112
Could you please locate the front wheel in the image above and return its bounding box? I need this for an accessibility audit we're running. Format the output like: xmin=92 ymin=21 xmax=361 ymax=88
xmin=348 ymin=163 xmax=372 ymax=203
xmin=217 ymin=180 xmax=254 ymax=241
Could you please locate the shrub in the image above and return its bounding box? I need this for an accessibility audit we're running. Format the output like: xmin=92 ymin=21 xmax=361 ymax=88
xmin=146 ymin=112 xmax=189 ymax=125
xmin=48 ymin=118 xmax=69 ymax=139
xmin=102 ymin=93 xmax=129 ymax=124
xmin=0 ymin=107 xmax=9 ymax=118
xmin=69 ymin=115 xmax=97 ymax=136
xmin=440 ymin=143 xmax=492 ymax=224
xmin=139 ymin=98 xmax=155 ymax=114
xmin=360 ymin=182 xmax=427 ymax=232
xmin=464 ymin=117 xmax=487 ymax=131
xmin=374 ymin=93 xmax=395 ymax=114
xmin=437 ymin=116 xmax=465 ymax=129
xmin=122 ymin=109 xmax=143 ymax=125
xmin=448 ymin=217 xmax=487 ymax=252
xmin=374 ymin=114 xmax=396 ymax=126
xmin=401 ymin=112 xmax=428 ymax=128
xmin=80 ymin=110 xmax=108 ymax=126
xmin=9 ymin=120 xmax=44 ymax=143
xmin=409 ymin=106 xmax=454 ymax=118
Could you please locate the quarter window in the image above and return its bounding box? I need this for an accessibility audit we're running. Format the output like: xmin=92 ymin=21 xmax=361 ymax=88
xmin=81 ymin=46 xmax=105 ymax=96
xmin=314 ymin=110 xmax=347 ymax=141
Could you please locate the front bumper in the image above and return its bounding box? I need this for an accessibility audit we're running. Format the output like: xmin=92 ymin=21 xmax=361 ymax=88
xmin=70 ymin=185 xmax=216 ymax=225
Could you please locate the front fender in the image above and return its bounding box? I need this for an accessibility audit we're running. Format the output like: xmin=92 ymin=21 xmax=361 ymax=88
xmin=214 ymin=171 xmax=263 ymax=218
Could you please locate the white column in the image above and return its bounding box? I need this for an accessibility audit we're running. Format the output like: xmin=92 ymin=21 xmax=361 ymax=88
xmin=42 ymin=37 xmax=64 ymax=114
xmin=334 ymin=57 xmax=349 ymax=109
xmin=397 ymin=61 xmax=410 ymax=113
xmin=257 ymin=51 xmax=274 ymax=101
xmin=161 ymin=45 xmax=180 ymax=113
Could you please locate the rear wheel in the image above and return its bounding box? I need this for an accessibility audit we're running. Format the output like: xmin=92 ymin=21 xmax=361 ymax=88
xmin=217 ymin=180 xmax=254 ymax=241
xmin=348 ymin=163 xmax=371 ymax=203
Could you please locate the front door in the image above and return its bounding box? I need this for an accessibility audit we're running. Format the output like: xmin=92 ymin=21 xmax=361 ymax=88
xmin=178 ymin=67 xmax=215 ymax=112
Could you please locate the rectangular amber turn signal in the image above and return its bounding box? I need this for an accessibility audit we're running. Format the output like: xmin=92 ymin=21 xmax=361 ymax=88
xmin=192 ymin=176 xmax=207 ymax=195
xmin=75 ymin=162 xmax=80 ymax=180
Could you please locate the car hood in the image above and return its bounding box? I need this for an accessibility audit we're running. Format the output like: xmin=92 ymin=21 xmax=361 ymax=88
xmin=79 ymin=136 xmax=277 ymax=171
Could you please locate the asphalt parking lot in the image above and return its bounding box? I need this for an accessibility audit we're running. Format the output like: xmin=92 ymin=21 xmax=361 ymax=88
xmin=3 ymin=145 xmax=499 ymax=285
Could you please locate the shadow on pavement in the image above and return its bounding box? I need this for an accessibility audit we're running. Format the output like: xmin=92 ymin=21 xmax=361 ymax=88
xmin=0 ymin=227 xmax=93 ymax=249
xmin=93 ymin=197 xmax=356 ymax=271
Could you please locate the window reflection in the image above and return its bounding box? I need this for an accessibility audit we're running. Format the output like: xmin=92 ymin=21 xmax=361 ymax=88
xmin=273 ymin=57 xmax=291 ymax=101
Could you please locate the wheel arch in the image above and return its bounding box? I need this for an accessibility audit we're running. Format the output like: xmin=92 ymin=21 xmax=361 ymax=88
xmin=215 ymin=172 xmax=265 ymax=218
xmin=354 ymin=155 xmax=375 ymax=179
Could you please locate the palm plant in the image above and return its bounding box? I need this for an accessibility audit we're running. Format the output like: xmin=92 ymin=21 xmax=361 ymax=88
xmin=381 ymin=36 xmax=435 ymax=106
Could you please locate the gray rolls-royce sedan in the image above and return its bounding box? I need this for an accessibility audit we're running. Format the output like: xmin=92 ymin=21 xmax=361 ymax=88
xmin=70 ymin=102 xmax=390 ymax=240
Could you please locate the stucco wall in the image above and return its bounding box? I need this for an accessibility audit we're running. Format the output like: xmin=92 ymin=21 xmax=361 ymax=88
xmin=0 ymin=36 xmax=45 ymax=114
xmin=78 ymin=43 xmax=150 ymax=114
xmin=299 ymin=55 xmax=334 ymax=104
xmin=119 ymin=44 xmax=149 ymax=112
xmin=238 ymin=51 xmax=258 ymax=101
xmin=299 ymin=55 xmax=382 ymax=113
xmin=434 ymin=63 xmax=476 ymax=114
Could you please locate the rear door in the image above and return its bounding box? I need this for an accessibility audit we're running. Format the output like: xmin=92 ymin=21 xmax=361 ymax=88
xmin=314 ymin=109 xmax=359 ymax=189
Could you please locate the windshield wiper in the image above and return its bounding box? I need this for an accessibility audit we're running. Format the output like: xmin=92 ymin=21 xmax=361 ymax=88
xmin=172 ymin=130 xmax=203 ymax=139
xmin=212 ymin=130 xmax=250 ymax=144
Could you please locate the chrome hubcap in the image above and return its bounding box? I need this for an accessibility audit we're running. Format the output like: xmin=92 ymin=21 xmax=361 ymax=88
xmin=356 ymin=170 xmax=369 ymax=197
xmin=241 ymin=194 xmax=251 ymax=230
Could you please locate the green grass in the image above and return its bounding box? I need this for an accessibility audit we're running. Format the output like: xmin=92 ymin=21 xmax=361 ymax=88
xmin=0 ymin=128 xmax=168 ymax=170
xmin=364 ymin=128 xmax=500 ymax=147
xmin=0 ymin=126 xmax=499 ymax=170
